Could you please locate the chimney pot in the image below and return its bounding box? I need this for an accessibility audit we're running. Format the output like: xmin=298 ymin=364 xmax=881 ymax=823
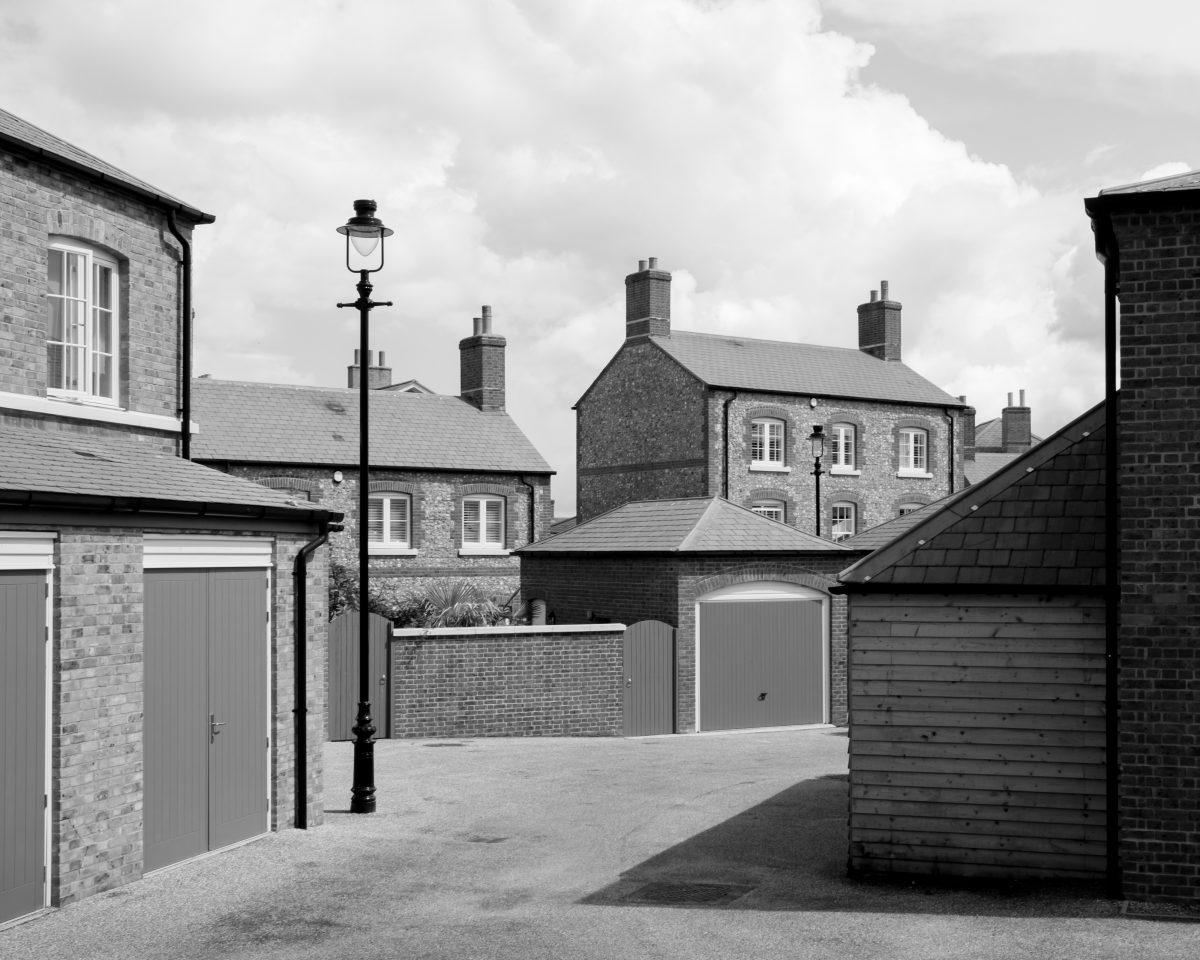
xmin=880 ymin=280 xmax=889 ymax=300
xmin=1007 ymin=392 xmax=1014 ymax=408
xmin=638 ymin=259 xmax=647 ymax=271
xmin=472 ymin=316 xmax=482 ymax=336
xmin=353 ymin=348 xmax=360 ymax=364
xmin=648 ymin=257 xmax=658 ymax=269
xmin=481 ymin=304 xmax=492 ymax=334
xmin=378 ymin=351 xmax=385 ymax=366
xmin=870 ymin=290 xmax=878 ymax=303
xmin=1019 ymin=388 xmax=1026 ymax=407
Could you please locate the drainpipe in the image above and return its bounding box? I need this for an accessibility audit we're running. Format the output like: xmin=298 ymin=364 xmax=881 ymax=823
xmin=942 ymin=408 xmax=956 ymax=493
xmin=293 ymin=520 xmax=339 ymax=829
xmin=721 ymin=391 xmax=739 ymax=498
xmin=166 ymin=212 xmax=193 ymax=460
xmin=1101 ymin=230 xmax=1122 ymax=900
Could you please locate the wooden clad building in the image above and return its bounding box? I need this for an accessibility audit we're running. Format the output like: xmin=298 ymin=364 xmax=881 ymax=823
xmin=835 ymin=402 xmax=1107 ymax=881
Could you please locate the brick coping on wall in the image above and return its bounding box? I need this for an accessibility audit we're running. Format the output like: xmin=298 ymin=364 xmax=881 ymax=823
xmin=391 ymin=623 xmax=626 ymax=637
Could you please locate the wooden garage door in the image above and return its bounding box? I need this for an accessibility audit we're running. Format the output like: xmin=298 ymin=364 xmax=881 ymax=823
xmin=699 ymin=599 xmax=824 ymax=731
xmin=144 ymin=569 xmax=268 ymax=872
xmin=0 ymin=572 xmax=47 ymax=925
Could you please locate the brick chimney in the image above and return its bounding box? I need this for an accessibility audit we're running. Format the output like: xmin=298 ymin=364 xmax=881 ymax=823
xmin=857 ymin=280 xmax=902 ymax=361
xmin=346 ymin=349 xmax=392 ymax=389
xmin=958 ymin=395 xmax=976 ymax=461
xmin=1000 ymin=389 xmax=1032 ymax=453
xmin=460 ymin=305 xmax=506 ymax=411
xmin=625 ymin=257 xmax=671 ymax=340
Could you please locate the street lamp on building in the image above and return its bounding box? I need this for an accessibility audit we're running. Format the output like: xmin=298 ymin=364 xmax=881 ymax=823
xmin=809 ymin=425 xmax=825 ymax=538
xmin=336 ymin=199 xmax=393 ymax=814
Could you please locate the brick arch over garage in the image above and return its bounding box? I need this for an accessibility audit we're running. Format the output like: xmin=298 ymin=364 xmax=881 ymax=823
xmin=672 ymin=559 xmax=849 ymax=732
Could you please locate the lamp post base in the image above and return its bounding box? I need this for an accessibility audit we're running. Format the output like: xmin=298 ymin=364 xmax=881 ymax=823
xmin=349 ymin=701 xmax=376 ymax=813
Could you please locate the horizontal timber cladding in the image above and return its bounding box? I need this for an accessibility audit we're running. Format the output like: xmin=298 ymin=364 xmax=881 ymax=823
xmin=390 ymin=624 xmax=625 ymax=737
xmin=847 ymin=591 xmax=1107 ymax=882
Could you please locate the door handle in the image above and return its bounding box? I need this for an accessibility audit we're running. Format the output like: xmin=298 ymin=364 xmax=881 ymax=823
xmin=210 ymin=713 xmax=227 ymax=743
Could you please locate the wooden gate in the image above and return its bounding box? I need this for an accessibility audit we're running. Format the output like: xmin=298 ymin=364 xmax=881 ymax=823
xmin=327 ymin=610 xmax=392 ymax=741
xmin=0 ymin=572 xmax=47 ymax=925
xmin=143 ymin=568 xmax=269 ymax=872
xmin=623 ymin=620 xmax=675 ymax=736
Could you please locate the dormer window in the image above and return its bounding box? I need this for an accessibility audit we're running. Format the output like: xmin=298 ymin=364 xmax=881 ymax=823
xmin=750 ymin=418 xmax=785 ymax=469
xmin=47 ymin=242 xmax=119 ymax=404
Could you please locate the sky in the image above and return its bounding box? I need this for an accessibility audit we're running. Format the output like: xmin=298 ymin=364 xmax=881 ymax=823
xmin=2 ymin=0 xmax=1196 ymax=514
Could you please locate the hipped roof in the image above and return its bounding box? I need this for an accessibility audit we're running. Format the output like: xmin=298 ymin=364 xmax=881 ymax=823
xmin=191 ymin=379 xmax=553 ymax=474
xmin=519 ymin=496 xmax=851 ymax=554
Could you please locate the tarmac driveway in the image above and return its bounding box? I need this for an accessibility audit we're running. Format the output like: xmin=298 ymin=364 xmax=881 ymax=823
xmin=3 ymin=728 xmax=1198 ymax=960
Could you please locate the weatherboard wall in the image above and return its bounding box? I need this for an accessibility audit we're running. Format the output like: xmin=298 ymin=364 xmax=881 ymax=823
xmin=846 ymin=592 xmax=1107 ymax=882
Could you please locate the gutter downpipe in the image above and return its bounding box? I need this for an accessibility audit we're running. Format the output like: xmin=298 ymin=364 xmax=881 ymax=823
xmin=1100 ymin=222 xmax=1122 ymax=900
xmin=166 ymin=212 xmax=193 ymax=460
xmin=518 ymin=474 xmax=537 ymax=545
xmin=943 ymin=408 xmax=956 ymax=493
xmin=721 ymin=391 xmax=739 ymax=498
xmin=293 ymin=520 xmax=339 ymax=828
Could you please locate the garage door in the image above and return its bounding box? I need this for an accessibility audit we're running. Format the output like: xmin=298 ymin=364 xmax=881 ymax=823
xmin=698 ymin=583 xmax=826 ymax=731
xmin=143 ymin=538 xmax=271 ymax=873
xmin=0 ymin=533 xmax=53 ymax=926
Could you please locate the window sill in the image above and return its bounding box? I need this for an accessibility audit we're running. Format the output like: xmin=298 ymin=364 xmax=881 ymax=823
xmin=458 ymin=547 xmax=512 ymax=557
xmin=0 ymin=390 xmax=192 ymax=434
xmin=896 ymin=470 xmax=934 ymax=480
xmin=368 ymin=547 xmax=418 ymax=556
xmin=829 ymin=467 xmax=861 ymax=476
xmin=749 ymin=463 xmax=791 ymax=473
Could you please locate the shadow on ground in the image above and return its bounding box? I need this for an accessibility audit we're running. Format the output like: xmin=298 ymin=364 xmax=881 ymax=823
xmin=581 ymin=774 xmax=1115 ymax=919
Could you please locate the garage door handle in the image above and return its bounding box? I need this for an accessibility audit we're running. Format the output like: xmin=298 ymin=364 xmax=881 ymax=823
xmin=210 ymin=713 xmax=227 ymax=743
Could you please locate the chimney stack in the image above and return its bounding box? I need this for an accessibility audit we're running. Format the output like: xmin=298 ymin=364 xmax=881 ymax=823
xmin=1001 ymin=388 xmax=1032 ymax=453
xmin=857 ymin=280 xmax=902 ymax=361
xmin=347 ymin=348 xmax=393 ymax=389
xmin=958 ymin=395 xmax=977 ymax=462
xmin=460 ymin=304 xmax=506 ymax=411
xmin=625 ymin=256 xmax=671 ymax=341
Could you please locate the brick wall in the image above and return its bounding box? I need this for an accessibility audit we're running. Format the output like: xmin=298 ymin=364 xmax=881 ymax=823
xmin=1110 ymin=203 xmax=1200 ymax=904
xmin=707 ymin=391 xmax=964 ymax=536
xmin=217 ymin=463 xmax=552 ymax=609
xmin=576 ymin=341 xmax=709 ymax=520
xmin=1 ymin=519 xmax=330 ymax=907
xmin=0 ymin=146 xmax=189 ymax=450
xmin=521 ymin=552 xmax=855 ymax=734
xmin=390 ymin=624 xmax=625 ymax=737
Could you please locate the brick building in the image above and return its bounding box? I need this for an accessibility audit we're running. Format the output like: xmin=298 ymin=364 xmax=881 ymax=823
xmin=191 ymin=308 xmax=554 ymax=610
xmin=575 ymin=261 xmax=972 ymax=540
xmin=0 ymin=108 xmax=338 ymax=925
xmin=520 ymin=496 xmax=863 ymax=733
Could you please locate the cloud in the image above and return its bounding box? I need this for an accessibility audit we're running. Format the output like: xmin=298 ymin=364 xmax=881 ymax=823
xmin=0 ymin=0 xmax=1106 ymax=510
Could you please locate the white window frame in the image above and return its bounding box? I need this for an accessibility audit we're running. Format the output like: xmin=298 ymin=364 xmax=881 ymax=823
xmin=750 ymin=418 xmax=789 ymax=472
xmin=898 ymin=427 xmax=932 ymax=478
xmin=367 ymin=493 xmax=416 ymax=555
xmin=46 ymin=240 xmax=119 ymax=405
xmin=831 ymin=502 xmax=856 ymax=542
xmin=460 ymin=494 xmax=508 ymax=554
xmin=751 ymin=500 xmax=786 ymax=523
xmin=830 ymin=423 xmax=860 ymax=475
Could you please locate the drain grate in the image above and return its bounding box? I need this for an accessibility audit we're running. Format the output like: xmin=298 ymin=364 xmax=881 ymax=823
xmin=624 ymin=881 xmax=754 ymax=907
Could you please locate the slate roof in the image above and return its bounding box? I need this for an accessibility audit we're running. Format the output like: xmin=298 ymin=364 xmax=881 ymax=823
xmin=190 ymin=379 xmax=553 ymax=474
xmin=974 ymin=417 xmax=1043 ymax=450
xmin=840 ymin=498 xmax=949 ymax=551
xmin=519 ymin=497 xmax=851 ymax=554
xmin=838 ymin=401 xmax=1105 ymax=589
xmin=647 ymin=331 xmax=965 ymax=407
xmin=0 ymin=425 xmax=332 ymax=518
xmin=1099 ymin=168 xmax=1200 ymax=196
xmin=963 ymin=451 xmax=1024 ymax=486
xmin=0 ymin=107 xmax=214 ymax=223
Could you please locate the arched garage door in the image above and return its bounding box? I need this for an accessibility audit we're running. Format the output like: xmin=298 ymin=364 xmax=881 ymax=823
xmin=697 ymin=581 xmax=827 ymax=731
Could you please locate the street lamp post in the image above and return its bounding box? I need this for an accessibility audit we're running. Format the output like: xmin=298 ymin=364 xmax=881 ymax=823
xmin=336 ymin=199 xmax=393 ymax=814
xmin=809 ymin=425 xmax=825 ymax=538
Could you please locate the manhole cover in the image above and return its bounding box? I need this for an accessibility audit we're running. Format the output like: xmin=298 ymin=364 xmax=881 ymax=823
xmin=624 ymin=881 xmax=753 ymax=906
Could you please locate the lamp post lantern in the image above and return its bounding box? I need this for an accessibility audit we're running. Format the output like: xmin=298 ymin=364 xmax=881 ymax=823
xmin=809 ymin=424 xmax=825 ymax=538
xmin=336 ymin=199 xmax=393 ymax=814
